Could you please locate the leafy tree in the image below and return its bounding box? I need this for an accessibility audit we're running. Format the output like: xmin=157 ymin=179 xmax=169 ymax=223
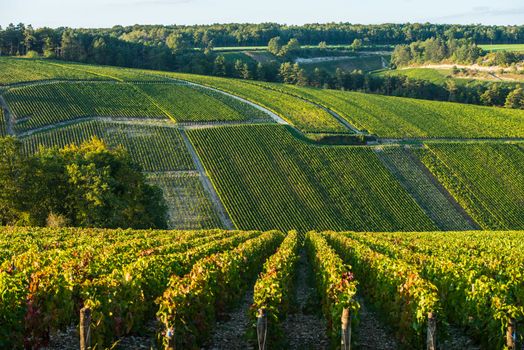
xmin=0 ymin=137 xmax=30 ymax=225
xmin=268 ymin=36 xmax=282 ymax=56
xmin=0 ymin=137 xmax=167 ymax=229
xmin=213 ymin=55 xmax=227 ymax=76
xmin=351 ymin=38 xmax=362 ymax=51
xmin=505 ymin=87 xmax=524 ymax=109
xmin=480 ymin=84 xmax=506 ymax=106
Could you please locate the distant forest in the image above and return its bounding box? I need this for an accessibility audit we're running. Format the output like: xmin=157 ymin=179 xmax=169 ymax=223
xmin=1 ymin=22 xmax=523 ymax=109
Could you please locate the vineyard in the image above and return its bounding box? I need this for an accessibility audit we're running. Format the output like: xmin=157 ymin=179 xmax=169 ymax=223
xmin=146 ymin=172 xmax=224 ymax=229
xmin=0 ymin=58 xmax=106 ymax=85
xmin=187 ymin=124 xmax=437 ymax=232
xmin=375 ymin=146 xmax=476 ymax=231
xmin=1 ymin=227 xmax=523 ymax=349
xmin=5 ymin=82 xmax=168 ymax=132
xmin=157 ymin=72 xmax=348 ymax=133
xmin=136 ymin=82 xmax=271 ymax=122
xmin=21 ymin=120 xmax=194 ymax=172
xmin=249 ymin=81 xmax=524 ymax=138
xmin=415 ymin=142 xmax=524 ymax=230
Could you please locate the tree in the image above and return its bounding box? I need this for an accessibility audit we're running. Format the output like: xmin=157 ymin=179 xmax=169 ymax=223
xmin=279 ymin=62 xmax=295 ymax=84
xmin=351 ymin=38 xmax=362 ymax=51
xmin=280 ymin=38 xmax=301 ymax=56
xmin=213 ymin=55 xmax=227 ymax=76
xmin=391 ymin=45 xmax=412 ymax=67
xmin=0 ymin=137 xmax=30 ymax=225
xmin=268 ymin=36 xmax=282 ymax=56
xmin=505 ymin=87 xmax=524 ymax=109
xmin=166 ymin=33 xmax=188 ymax=54
xmin=0 ymin=137 xmax=168 ymax=229
xmin=480 ymin=84 xmax=506 ymax=106
xmin=61 ymin=30 xmax=86 ymax=61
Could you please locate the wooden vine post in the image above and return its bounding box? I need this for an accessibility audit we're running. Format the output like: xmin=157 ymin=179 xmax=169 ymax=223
xmin=166 ymin=326 xmax=176 ymax=350
xmin=257 ymin=308 xmax=267 ymax=350
xmin=341 ymin=308 xmax=351 ymax=350
xmin=427 ymin=312 xmax=437 ymax=350
xmin=79 ymin=307 xmax=91 ymax=350
xmin=506 ymin=318 xmax=516 ymax=350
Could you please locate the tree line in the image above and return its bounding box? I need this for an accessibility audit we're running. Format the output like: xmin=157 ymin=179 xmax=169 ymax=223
xmin=0 ymin=137 xmax=167 ymax=229
xmin=391 ymin=37 xmax=524 ymax=67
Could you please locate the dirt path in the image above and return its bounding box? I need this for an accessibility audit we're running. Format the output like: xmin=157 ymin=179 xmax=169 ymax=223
xmin=282 ymin=251 xmax=329 ymax=349
xmin=205 ymin=289 xmax=255 ymax=350
xmin=179 ymin=129 xmax=235 ymax=230
xmin=354 ymin=297 xmax=398 ymax=350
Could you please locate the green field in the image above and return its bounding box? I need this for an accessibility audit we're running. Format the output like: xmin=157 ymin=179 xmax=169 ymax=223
xmin=300 ymin=55 xmax=389 ymax=73
xmin=187 ymin=124 xmax=436 ymax=232
xmin=376 ymin=67 xmax=452 ymax=84
xmin=0 ymin=109 xmax=6 ymax=137
xmin=252 ymin=82 xmax=524 ymax=138
xmin=416 ymin=143 xmax=524 ymax=230
xmin=480 ymin=44 xmax=524 ymax=52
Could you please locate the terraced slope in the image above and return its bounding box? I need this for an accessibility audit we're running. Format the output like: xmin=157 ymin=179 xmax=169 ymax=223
xmin=187 ymin=124 xmax=436 ymax=232
xmin=416 ymin=143 xmax=524 ymax=230
xmin=375 ymin=146 xmax=477 ymax=231
xmin=152 ymin=72 xmax=347 ymax=133
xmin=251 ymin=82 xmax=524 ymax=139
xmin=5 ymin=82 xmax=168 ymax=132
xmin=21 ymin=120 xmax=194 ymax=172
xmin=136 ymin=83 xmax=271 ymax=122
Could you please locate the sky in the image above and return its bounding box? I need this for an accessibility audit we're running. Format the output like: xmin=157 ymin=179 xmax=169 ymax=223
xmin=1 ymin=0 xmax=523 ymax=28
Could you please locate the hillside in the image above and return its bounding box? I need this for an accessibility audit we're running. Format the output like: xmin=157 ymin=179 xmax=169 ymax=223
xmin=1 ymin=57 xmax=524 ymax=234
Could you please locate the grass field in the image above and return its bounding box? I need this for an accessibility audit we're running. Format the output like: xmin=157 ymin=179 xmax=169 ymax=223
xmin=300 ymin=55 xmax=389 ymax=73
xmin=375 ymin=146 xmax=476 ymax=231
xmin=0 ymin=109 xmax=6 ymax=137
xmin=376 ymin=67 xmax=452 ymax=84
xmin=416 ymin=142 xmax=524 ymax=230
xmin=480 ymin=44 xmax=524 ymax=52
xmin=187 ymin=124 xmax=436 ymax=232
xmin=6 ymin=82 xmax=168 ymax=132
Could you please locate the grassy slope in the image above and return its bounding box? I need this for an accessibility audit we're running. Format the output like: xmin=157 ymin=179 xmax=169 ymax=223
xmin=187 ymin=124 xmax=436 ymax=232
